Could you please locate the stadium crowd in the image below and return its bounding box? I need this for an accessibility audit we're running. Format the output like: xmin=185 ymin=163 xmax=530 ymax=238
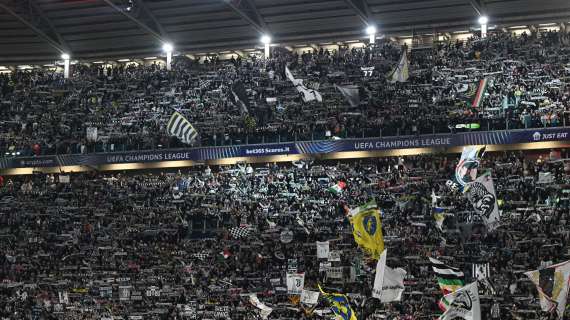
xmin=1 ymin=149 xmax=569 ymax=319
xmin=1 ymin=29 xmax=569 ymax=156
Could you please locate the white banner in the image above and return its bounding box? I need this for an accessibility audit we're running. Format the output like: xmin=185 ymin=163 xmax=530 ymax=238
xmin=537 ymin=172 xmax=555 ymax=184
xmin=326 ymin=267 xmax=344 ymax=279
xmin=86 ymin=127 xmax=98 ymax=142
xmin=58 ymin=291 xmax=69 ymax=304
xmin=316 ymin=241 xmax=330 ymax=259
xmin=328 ymin=250 xmax=341 ymax=262
xmin=300 ymin=290 xmax=320 ymax=305
xmin=319 ymin=261 xmax=331 ymax=272
xmin=372 ymin=250 xmax=406 ymax=302
xmin=286 ymin=273 xmax=305 ymax=295
xmin=119 ymin=286 xmax=131 ymax=301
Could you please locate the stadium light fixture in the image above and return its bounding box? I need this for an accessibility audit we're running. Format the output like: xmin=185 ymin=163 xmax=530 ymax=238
xmin=61 ymin=53 xmax=70 ymax=60
xmin=162 ymin=42 xmax=174 ymax=53
xmin=260 ymin=35 xmax=272 ymax=59
xmin=261 ymin=35 xmax=271 ymax=44
xmin=260 ymin=35 xmax=271 ymax=45
xmin=366 ymin=25 xmax=377 ymax=35
xmin=478 ymin=16 xmax=489 ymax=25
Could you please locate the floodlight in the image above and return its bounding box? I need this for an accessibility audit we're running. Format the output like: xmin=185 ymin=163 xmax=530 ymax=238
xmin=260 ymin=35 xmax=271 ymax=44
xmin=478 ymin=16 xmax=489 ymax=25
xmin=162 ymin=43 xmax=174 ymax=52
xmin=366 ymin=25 xmax=377 ymax=35
xmin=61 ymin=53 xmax=70 ymax=60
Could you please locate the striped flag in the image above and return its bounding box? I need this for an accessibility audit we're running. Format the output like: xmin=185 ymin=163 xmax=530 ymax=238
xmin=429 ymin=257 xmax=465 ymax=298
xmin=471 ymin=78 xmax=489 ymax=108
xmin=167 ymin=111 xmax=198 ymax=144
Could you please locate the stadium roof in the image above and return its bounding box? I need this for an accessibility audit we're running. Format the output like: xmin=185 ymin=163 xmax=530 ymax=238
xmin=1 ymin=0 xmax=570 ymax=64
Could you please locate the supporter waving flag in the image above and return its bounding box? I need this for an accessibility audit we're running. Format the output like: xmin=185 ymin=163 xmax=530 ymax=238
xmin=348 ymin=200 xmax=384 ymax=260
xmin=167 ymin=111 xmax=198 ymax=145
xmin=318 ymin=285 xmax=357 ymax=320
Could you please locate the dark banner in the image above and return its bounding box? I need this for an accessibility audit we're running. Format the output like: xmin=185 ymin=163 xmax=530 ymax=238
xmin=1 ymin=128 xmax=569 ymax=170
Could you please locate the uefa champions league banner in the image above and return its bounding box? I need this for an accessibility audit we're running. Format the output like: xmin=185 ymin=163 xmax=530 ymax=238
xmin=1 ymin=128 xmax=568 ymax=170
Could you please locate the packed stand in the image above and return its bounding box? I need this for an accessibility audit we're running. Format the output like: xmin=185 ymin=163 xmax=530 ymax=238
xmin=0 ymin=148 xmax=569 ymax=319
xmin=0 ymin=30 xmax=569 ymax=156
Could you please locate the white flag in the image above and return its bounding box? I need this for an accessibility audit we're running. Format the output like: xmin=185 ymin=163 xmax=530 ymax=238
xmin=286 ymin=273 xmax=305 ymax=295
xmin=525 ymin=260 xmax=570 ymax=319
xmin=249 ymin=294 xmax=273 ymax=319
xmin=316 ymin=241 xmax=330 ymax=259
xmin=300 ymin=289 xmax=320 ymax=305
xmin=388 ymin=50 xmax=409 ymax=83
xmin=285 ymin=66 xmax=323 ymax=103
xmin=439 ymin=282 xmax=481 ymax=320
xmin=373 ymin=250 xmax=406 ymax=302
xmin=86 ymin=127 xmax=98 ymax=142
xmin=465 ymin=173 xmax=500 ymax=230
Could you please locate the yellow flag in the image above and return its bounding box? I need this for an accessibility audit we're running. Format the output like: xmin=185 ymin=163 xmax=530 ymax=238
xmin=318 ymin=285 xmax=357 ymax=320
xmin=349 ymin=201 xmax=384 ymax=260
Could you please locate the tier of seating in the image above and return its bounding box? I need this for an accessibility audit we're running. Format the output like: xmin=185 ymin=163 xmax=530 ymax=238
xmin=1 ymin=30 xmax=569 ymax=156
xmin=1 ymin=150 xmax=569 ymax=319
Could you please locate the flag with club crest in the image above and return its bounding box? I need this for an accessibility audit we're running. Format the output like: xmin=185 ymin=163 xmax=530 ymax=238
xmin=439 ymin=282 xmax=481 ymax=320
xmin=167 ymin=111 xmax=198 ymax=144
xmin=447 ymin=145 xmax=486 ymax=192
xmin=465 ymin=172 xmax=500 ymax=231
xmin=525 ymin=260 xmax=570 ymax=319
xmin=318 ymin=285 xmax=357 ymax=320
xmin=348 ymin=200 xmax=384 ymax=260
xmin=286 ymin=273 xmax=305 ymax=295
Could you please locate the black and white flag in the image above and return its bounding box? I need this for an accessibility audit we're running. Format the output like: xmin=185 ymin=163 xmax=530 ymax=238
xmin=335 ymin=84 xmax=360 ymax=107
xmin=167 ymin=111 xmax=198 ymax=144
xmin=285 ymin=66 xmax=323 ymax=103
xmin=230 ymin=80 xmax=250 ymax=114
xmin=229 ymin=226 xmax=251 ymax=239
xmin=465 ymin=173 xmax=500 ymax=231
